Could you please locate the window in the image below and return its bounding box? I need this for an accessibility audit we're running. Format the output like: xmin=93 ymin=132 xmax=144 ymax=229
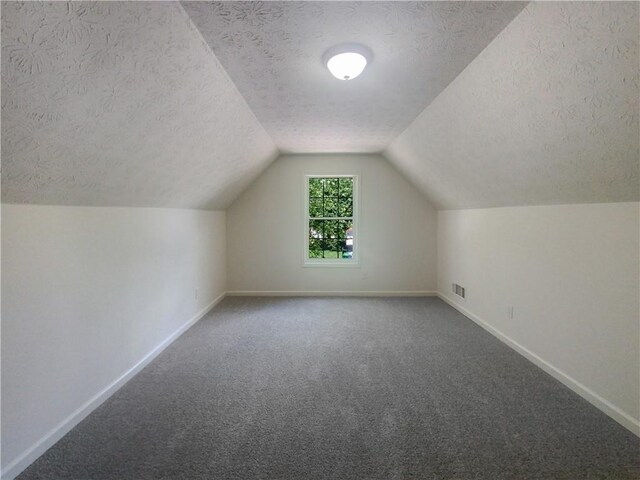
xmin=304 ymin=175 xmax=358 ymax=266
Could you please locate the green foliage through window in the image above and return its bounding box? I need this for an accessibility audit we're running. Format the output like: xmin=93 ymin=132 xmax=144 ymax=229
xmin=307 ymin=177 xmax=355 ymax=260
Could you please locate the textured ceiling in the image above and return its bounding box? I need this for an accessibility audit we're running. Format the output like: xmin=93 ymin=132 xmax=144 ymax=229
xmin=2 ymin=1 xmax=637 ymax=211
xmin=182 ymin=1 xmax=527 ymax=153
xmin=1 ymin=1 xmax=277 ymax=209
xmin=385 ymin=1 xmax=640 ymax=209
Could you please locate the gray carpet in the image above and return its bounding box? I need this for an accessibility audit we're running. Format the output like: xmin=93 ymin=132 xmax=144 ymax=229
xmin=17 ymin=297 xmax=640 ymax=479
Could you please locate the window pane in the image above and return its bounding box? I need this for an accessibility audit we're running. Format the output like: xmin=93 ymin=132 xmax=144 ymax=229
xmin=323 ymin=239 xmax=339 ymax=257
xmin=344 ymin=222 xmax=354 ymax=258
xmin=339 ymin=177 xmax=353 ymax=197
xmin=309 ymin=198 xmax=323 ymax=217
xmin=324 ymin=178 xmax=339 ymax=197
xmin=309 ymin=238 xmax=323 ymax=258
xmin=309 ymin=178 xmax=323 ymax=198
xmin=309 ymin=219 xmax=323 ymax=238
xmin=338 ymin=239 xmax=351 ymax=258
xmin=324 ymin=220 xmax=339 ymax=239
xmin=338 ymin=198 xmax=352 ymax=217
xmin=324 ymin=197 xmax=338 ymax=217
xmin=338 ymin=220 xmax=352 ymax=238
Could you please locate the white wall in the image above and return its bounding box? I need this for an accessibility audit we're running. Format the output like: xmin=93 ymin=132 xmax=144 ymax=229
xmin=1 ymin=204 xmax=227 ymax=477
xmin=437 ymin=203 xmax=640 ymax=434
xmin=227 ymin=154 xmax=437 ymax=294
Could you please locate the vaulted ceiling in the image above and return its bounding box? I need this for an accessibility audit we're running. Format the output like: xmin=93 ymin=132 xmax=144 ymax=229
xmin=2 ymin=1 xmax=638 ymax=210
xmin=182 ymin=1 xmax=526 ymax=153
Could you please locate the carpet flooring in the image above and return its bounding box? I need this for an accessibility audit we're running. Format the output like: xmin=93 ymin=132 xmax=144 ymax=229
xmin=16 ymin=297 xmax=640 ymax=479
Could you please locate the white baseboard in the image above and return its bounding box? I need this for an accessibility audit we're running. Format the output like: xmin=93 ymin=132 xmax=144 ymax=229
xmin=437 ymin=292 xmax=640 ymax=437
xmin=1 ymin=292 xmax=226 ymax=480
xmin=226 ymin=290 xmax=438 ymax=297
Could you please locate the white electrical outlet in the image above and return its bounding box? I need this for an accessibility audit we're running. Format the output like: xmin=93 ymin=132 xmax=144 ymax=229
xmin=195 ymin=288 xmax=199 ymax=300
xmin=508 ymin=306 xmax=514 ymax=319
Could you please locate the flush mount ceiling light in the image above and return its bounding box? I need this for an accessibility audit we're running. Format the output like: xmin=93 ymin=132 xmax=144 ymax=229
xmin=327 ymin=53 xmax=366 ymax=81
xmin=323 ymin=44 xmax=372 ymax=81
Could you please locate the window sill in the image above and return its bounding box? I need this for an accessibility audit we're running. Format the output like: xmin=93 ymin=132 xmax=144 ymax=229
xmin=303 ymin=260 xmax=360 ymax=268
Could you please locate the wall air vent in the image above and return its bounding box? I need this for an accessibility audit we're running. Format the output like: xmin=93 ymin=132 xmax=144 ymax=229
xmin=452 ymin=283 xmax=465 ymax=299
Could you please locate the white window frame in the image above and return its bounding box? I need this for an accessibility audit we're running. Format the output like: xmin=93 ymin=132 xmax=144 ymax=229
xmin=303 ymin=174 xmax=359 ymax=267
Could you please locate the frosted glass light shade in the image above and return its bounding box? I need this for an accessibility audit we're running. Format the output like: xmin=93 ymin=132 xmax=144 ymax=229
xmin=326 ymin=52 xmax=367 ymax=81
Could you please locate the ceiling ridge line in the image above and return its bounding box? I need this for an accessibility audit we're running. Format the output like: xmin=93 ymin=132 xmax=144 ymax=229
xmin=381 ymin=1 xmax=531 ymax=209
xmin=176 ymin=1 xmax=281 ymax=157
xmin=383 ymin=1 xmax=530 ymax=155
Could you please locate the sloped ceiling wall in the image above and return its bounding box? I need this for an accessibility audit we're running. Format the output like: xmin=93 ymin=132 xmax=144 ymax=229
xmin=1 ymin=2 xmax=277 ymax=209
xmin=384 ymin=2 xmax=639 ymax=209
xmin=3 ymin=2 xmax=637 ymax=211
